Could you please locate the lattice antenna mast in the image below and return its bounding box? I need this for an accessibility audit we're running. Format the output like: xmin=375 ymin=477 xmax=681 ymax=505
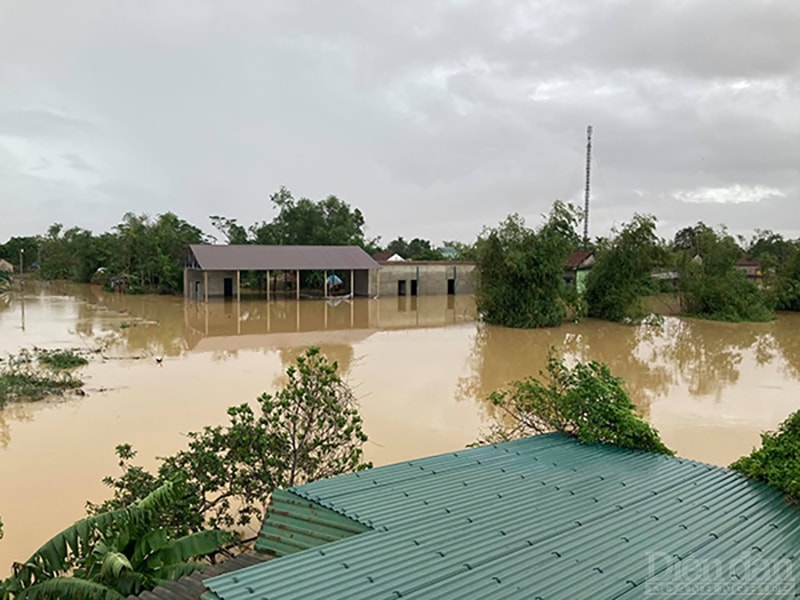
xmin=583 ymin=125 xmax=593 ymax=250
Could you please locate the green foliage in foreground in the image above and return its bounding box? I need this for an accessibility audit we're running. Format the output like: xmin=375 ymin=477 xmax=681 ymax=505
xmin=0 ymin=479 xmax=229 ymax=600
xmin=677 ymin=224 xmax=774 ymax=322
xmin=475 ymin=203 xmax=580 ymax=329
xmin=0 ymin=349 xmax=85 ymax=407
xmin=89 ymin=347 xmax=371 ymax=546
xmin=480 ymin=350 xmax=673 ymax=455
xmin=730 ymin=410 xmax=800 ymax=501
xmin=585 ymin=214 xmax=665 ymax=323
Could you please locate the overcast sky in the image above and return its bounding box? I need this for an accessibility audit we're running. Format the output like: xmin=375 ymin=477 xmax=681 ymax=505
xmin=1 ymin=0 xmax=799 ymax=246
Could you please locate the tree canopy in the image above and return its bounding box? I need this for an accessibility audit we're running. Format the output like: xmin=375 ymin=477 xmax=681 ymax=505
xmin=89 ymin=347 xmax=370 ymax=542
xmin=477 ymin=349 xmax=673 ymax=455
xmin=584 ymin=214 xmax=664 ymax=322
xmin=384 ymin=237 xmax=444 ymax=260
xmin=731 ymin=409 xmax=800 ymax=502
xmin=675 ymin=223 xmax=774 ymax=322
xmin=474 ymin=203 xmax=580 ymax=328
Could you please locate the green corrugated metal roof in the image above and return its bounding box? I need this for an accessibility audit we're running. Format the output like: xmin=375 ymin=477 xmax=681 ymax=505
xmin=256 ymin=488 xmax=371 ymax=557
xmin=205 ymin=433 xmax=800 ymax=599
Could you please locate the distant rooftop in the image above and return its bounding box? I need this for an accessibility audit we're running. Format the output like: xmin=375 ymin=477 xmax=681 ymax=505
xmin=204 ymin=433 xmax=800 ymax=600
xmin=188 ymin=244 xmax=381 ymax=272
xmin=566 ymin=250 xmax=594 ymax=270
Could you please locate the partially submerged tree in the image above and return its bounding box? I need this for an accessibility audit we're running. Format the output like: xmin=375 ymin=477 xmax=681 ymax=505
xmin=479 ymin=349 xmax=673 ymax=455
xmin=91 ymin=347 xmax=370 ymax=543
xmin=585 ymin=214 xmax=664 ymax=322
xmin=1 ymin=480 xmax=228 ymax=600
xmin=475 ymin=202 xmax=580 ymax=328
xmin=676 ymin=224 xmax=773 ymax=322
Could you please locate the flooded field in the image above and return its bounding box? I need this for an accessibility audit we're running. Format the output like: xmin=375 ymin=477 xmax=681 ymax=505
xmin=1 ymin=282 xmax=800 ymax=569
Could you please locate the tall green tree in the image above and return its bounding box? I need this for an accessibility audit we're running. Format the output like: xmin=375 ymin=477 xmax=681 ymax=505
xmin=0 ymin=236 xmax=40 ymax=272
xmin=740 ymin=230 xmax=800 ymax=311
xmin=475 ymin=202 xmax=580 ymax=328
xmin=584 ymin=214 xmax=664 ymax=322
xmin=209 ymin=216 xmax=249 ymax=244
xmin=249 ymin=187 xmax=371 ymax=247
xmin=676 ymin=225 xmax=773 ymax=322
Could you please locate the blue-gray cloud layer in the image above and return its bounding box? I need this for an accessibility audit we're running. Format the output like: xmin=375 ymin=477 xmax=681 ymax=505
xmin=1 ymin=0 xmax=798 ymax=243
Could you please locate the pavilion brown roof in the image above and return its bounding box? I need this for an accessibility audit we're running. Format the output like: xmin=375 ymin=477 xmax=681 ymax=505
xmin=188 ymin=245 xmax=381 ymax=271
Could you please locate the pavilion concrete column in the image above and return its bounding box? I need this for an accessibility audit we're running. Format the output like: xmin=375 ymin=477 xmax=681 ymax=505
xmin=236 ymin=270 xmax=241 ymax=302
xmin=350 ymin=269 xmax=354 ymax=297
xmin=376 ymin=269 xmax=380 ymax=298
xmin=324 ymin=300 xmax=328 ymax=329
xmin=324 ymin=270 xmax=328 ymax=298
xmin=204 ymin=271 xmax=208 ymax=304
xmin=266 ymin=270 xmax=270 ymax=302
xmin=295 ymin=270 xmax=300 ymax=301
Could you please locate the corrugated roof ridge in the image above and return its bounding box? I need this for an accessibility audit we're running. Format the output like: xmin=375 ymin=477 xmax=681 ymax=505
xmin=250 ymin=457 xmax=736 ymax=597
xmin=291 ymin=440 xmax=713 ymax=528
xmin=362 ymin=473 xmax=750 ymax=596
xmin=394 ymin=473 xmax=782 ymax=599
xmin=204 ymin=435 xmax=800 ymax=600
xmin=290 ymin=434 xmax=576 ymax=498
xmin=318 ymin=455 xmax=685 ymax=528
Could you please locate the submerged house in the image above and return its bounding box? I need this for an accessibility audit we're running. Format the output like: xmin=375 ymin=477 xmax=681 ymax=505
xmin=564 ymin=251 xmax=595 ymax=293
xmin=183 ymin=245 xmax=381 ymax=301
xmin=198 ymin=433 xmax=800 ymax=599
xmin=736 ymin=258 xmax=764 ymax=283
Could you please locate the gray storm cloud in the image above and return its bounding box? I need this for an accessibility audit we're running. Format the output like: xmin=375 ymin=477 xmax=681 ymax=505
xmin=1 ymin=0 xmax=798 ymax=243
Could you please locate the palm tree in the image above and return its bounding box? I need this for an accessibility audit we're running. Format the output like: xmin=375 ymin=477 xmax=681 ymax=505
xmin=1 ymin=479 xmax=228 ymax=599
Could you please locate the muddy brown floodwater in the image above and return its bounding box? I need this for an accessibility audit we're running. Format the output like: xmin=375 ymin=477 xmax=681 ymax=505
xmin=1 ymin=282 xmax=800 ymax=570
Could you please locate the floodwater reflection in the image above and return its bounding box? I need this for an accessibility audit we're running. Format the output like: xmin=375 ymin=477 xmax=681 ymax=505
xmin=457 ymin=319 xmax=673 ymax=419
xmin=2 ymin=284 xmax=800 ymax=570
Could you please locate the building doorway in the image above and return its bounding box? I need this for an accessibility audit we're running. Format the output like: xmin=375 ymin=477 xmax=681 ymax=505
xmin=410 ymin=280 xmax=418 ymax=296
xmin=224 ymin=277 xmax=234 ymax=298
xmin=397 ymin=280 xmax=407 ymax=296
xmin=447 ymin=279 xmax=455 ymax=295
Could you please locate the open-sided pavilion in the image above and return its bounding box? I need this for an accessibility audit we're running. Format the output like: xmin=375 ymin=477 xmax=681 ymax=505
xmin=183 ymin=244 xmax=382 ymax=302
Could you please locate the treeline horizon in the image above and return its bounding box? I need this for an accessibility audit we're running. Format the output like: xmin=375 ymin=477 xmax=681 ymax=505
xmin=2 ymin=190 xmax=800 ymax=312
xmin=475 ymin=202 xmax=800 ymax=328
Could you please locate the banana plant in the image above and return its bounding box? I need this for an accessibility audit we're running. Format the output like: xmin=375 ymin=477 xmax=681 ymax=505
xmin=2 ymin=478 xmax=229 ymax=599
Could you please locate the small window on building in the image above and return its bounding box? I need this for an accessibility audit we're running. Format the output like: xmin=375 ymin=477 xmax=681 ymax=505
xmin=398 ymin=280 xmax=407 ymax=296
xmin=410 ymin=280 xmax=418 ymax=296
xmin=447 ymin=279 xmax=455 ymax=295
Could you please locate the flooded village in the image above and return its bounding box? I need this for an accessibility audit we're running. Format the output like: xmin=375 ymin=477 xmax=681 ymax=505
xmin=3 ymin=2 xmax=800 ymax=597
xmin=2 ymin=261 xmax=800 ymax=576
